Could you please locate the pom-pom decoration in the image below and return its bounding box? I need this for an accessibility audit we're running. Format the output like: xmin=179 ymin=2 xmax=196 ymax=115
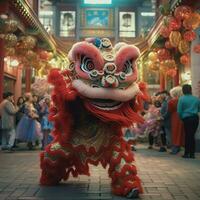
xmin=174 ymin=6 xmax=192 ymax=20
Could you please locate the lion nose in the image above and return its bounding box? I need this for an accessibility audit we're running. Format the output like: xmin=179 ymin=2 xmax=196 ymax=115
xmin=101 ymin=75 xmax=119 ymax=88
xmin=103 ymin=63 xmax=117 ymax=75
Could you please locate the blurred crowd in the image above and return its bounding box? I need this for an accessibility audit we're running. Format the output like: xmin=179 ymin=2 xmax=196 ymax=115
xmin=124 ymin=84 xmax=200 ymax=159
xmin=1 ymin=84 xmax=200 ymax=159
xmin=0 ymin=92 xmax=53 ymax=152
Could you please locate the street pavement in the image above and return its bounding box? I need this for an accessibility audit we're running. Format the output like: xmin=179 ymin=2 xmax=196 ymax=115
xmin=0 ymin=144 xmax=200 ymax=200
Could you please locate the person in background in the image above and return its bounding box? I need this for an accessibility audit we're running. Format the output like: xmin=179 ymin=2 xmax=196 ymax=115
xmin=160 ymin=90 xmax=171 ymax=152
xmin=40 ymin=96 xmax=53 ymax=149
xmin=16 ymin=93 xmax=42 ymax=150
xmin=16 ymin=96 xmax=25 ymax=125
xmin=168 ymin=86 xmax=184 ymax=155
xmin=177 ymin=84 xmax=200 ymax=159
xmin=32 ymin=95 xmax=41 ymax=120
xmin=0 ymin=92 xmax=18 ymax=151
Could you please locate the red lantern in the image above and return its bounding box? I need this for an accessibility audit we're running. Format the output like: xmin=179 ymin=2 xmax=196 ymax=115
xmin=193 ymin=44 xmax=200 ymax=54
xmin=183 ymin=31 xmax=196 ymax=42
xmin=166 ymin=69 xmax=177 ymax=77
xmin=157 ymin=48 xmax=171 ymax=61
xmin=165 ymin=40 xmax=173 ymax=49
xmin=174 ymin=6 xmax=192 ymax=20
xmin=180 ymin=54 xmax=190 ymax=65
xmin=168 ymin=17 xmax=181 ymax=30
xmin=160 ymin=26 xmax=171 ymax=38
xmin=183 ymin=13 xmax=200 ymax=30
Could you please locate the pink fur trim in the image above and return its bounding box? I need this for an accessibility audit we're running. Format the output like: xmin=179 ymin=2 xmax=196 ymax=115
xmin=72 ymin=79 xmax=140 ymax=102
xmin=115 ymin=45 xmax=140 ymax=72
xmin=68 ymin=41 xmax=104 ymax=70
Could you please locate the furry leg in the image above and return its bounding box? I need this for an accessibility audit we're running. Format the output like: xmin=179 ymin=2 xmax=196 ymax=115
xmin=40 ymin=142 xmax=76 ymax=185
xmin=108 ymin=138 xmax=142 ymax=197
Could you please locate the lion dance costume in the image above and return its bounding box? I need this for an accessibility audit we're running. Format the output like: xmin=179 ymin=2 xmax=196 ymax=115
xmin=40 ymin=38 xmax=148 ymax=198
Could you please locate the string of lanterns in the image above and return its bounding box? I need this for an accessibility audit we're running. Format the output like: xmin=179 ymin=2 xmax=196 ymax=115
xmin=145 ymin=4 xmax=200 ymax=78
xmin=0 ymin=14 xmax=58 ymax=77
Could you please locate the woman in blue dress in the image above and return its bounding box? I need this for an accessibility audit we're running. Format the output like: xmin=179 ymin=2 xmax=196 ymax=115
xmin=40 ymin=97 xmax=53 ymax=149
xmin=16 ymin=93 xmax=42 ymax=150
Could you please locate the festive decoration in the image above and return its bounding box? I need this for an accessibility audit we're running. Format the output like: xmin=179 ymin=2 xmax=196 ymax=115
xmin=161 ymin=59 xmax=176 ymax=69
xmin=169 ymin=31 xmax=182 ymax=47
xmin=4 ymin=19 xmax=18 ymax=33
xmin=160 ymin=26 xmax=171 ymax=38
xmin=157 ymin=48 xmax=171 ymax=61
xmin=174 ymin=6 xmax=192 ymax=20
xmin=180 ymin=54 xmax=190 ymax=65
xmin=5 ymin=47 xmax=15 ymax=56
xmin=168 ymin=17 xmax=181 ymax=31
xmin=148 ymin=52 xmax=158 ymax=62
xmin=40 ymin=38 xmax=149 ymax=198
xmin=165 ymin=40 xmax=173 ymax=49
xmin=31 ymin=77 xmax=50 ymax=97
xmin=193 ymin=44 xmax=200 ymax=54
xmin=178 ymin=40 xmax=189 ymax=54
xmin=166 ymin=68 xmax=177 ymax=77
xmin=183 ymin=13 xmax=200 ymax=30
xmin=19 ymin=35 xmax=37 ymax=49
xmin=2 ymin=33 xmax=18 ymax=47
xmin=38 ymin=50 xmax=51 ymax=60
xmin=26 ymin=50 xmax=38 ymax=61
xmin=183 ymin=31 xmax=196 ymax=42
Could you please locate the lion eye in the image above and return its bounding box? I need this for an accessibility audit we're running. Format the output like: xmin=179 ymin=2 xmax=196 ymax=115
xmin=80 ymin=56 xmax=95 ymax=72
xmin=123 ymin=59 xmax=133 ymax=75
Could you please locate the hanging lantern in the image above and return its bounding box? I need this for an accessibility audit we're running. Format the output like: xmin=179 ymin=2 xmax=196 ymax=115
xmin=5 ymin=47 xmax=15 ymax=56
xmin=183 ymin=30 xmax=196 ymax=42
xmin=4 ymin=19 xmax=18 ymax=33
xmin=165 ymin=40 xmax=173 ymax=49
xmin=193 ymin=44 xmax=200 ymax=54
xmin=148 ymin=51 xmax=158 ymax=62
xmin=19 ymin=35 xmax=37 ymax=49
xmin=183 ymin=13 xmax=200 ymax=30
xmin=178 ymin=40 xmax=190 ymax=54
xmin=168 ymin=17 xmax=181 ymax=30
xmin=146 ymin=60 xmax=154 ymax=69
xmin=4 ymin=33 xmax=17 ymax=47
xmin=174 ymin=6 xmax=192 ymax=20
xmin=180 ymin=54 xmax=190 ymax=65
xmin=169 ymin=31 xmax=182 ymax=47
xmin=157 ymin=48 xmax=171 ymax=61
xmin=26 ymin=50 xmax=37 ymax=61
xmin=166 ymin=68 xmax=177 ymax=78
xmin=162 ymin=59 xmax=176 ymax=68
xmin=160 ymin=26 xmax=171 ymax=38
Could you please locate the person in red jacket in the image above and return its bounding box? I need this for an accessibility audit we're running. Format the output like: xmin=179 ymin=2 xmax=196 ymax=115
xmin=168 ymin=86 xmax=184 ymax=154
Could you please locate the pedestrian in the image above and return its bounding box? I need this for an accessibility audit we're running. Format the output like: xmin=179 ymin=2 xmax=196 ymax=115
xmin=16 ymin=93 xmax=42 ymax=150
xmin=0 ymin=92 xmax=18 ymax=151
xmin=168 ymin=86 xmax=184 ymax=155
xmin=16 ymin=96 xmax=25 ymax=125
xmin=177 ymin=84 xmax=200 ymax=159
xmin=160 ymin=90 xmax=171 ymax=151
xmin=40 ymin=96 xmax=53 ymax=149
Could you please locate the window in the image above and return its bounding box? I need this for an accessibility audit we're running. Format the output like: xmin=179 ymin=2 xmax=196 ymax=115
xmin=84 ymin=0 xmax=112 ymax=4
xmin=38 ymin=0 xmax=54 ymax=32
xmin=139 ymin=12 xmax=155 ymax=36
xmin=119 ymin=12 xmax=136 ymax=38
xmin=60 ymin=11 xmax=76 ymax=37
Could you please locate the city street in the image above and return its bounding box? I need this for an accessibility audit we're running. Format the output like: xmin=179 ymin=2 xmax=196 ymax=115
xmin=0 ymin=145 xmax=200 ymax=200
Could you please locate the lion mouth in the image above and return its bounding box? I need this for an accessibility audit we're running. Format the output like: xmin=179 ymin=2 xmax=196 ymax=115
xmin=90 ymin=99 xmax=123 ymax=110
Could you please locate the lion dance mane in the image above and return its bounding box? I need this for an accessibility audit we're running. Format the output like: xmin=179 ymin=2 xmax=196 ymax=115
xmin=40 ymin=38 xmax=148 ymax=198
